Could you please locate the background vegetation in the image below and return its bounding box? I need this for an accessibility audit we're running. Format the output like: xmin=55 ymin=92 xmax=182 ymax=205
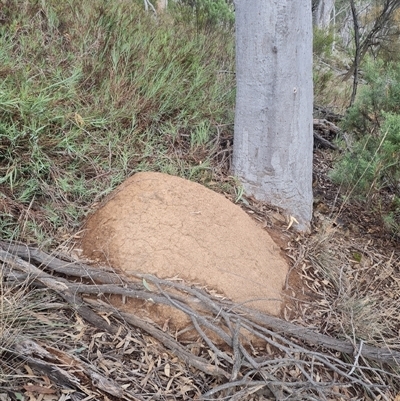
xmin=1 ymin=1 xmax=400 ymax=398
xmin=313 ymin=0 xmax=400 ymax=237
xmin=0 ymin=0 xmax=235 ymax=245
xmin=1 ymin=0 xmax=398 ymax=244
xmin=330 ymin=59 xmax=400 ymax=234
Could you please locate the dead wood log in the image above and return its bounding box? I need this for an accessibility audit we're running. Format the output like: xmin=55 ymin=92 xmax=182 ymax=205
xmin=0 ymin=249 xmax=118 ymax=335
xmin=313 ymin=118 xmax=341 ymax=150
xmin=314 ymin=105 xmax=344 ymax=123
xmin=12 ymin=339 xmax=142 ymax=400
xmin=117 ymin=307 xmax=231 ymax=379
xmin=0 ymin=240 xmax=125 ymax=284
xmin=0 ymin=242 xmax=397 ymax=399
xmin=1 ymin=244 xmax=400 ymax=367
xmin=237 ymin=307 xmax=400 ymax=368
xmin=313 ymin=118 xmax=341 ymax=135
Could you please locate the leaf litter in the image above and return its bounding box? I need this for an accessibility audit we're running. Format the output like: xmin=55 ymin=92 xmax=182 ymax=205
xmin=0 ymin=234 xmax=399 ymax=401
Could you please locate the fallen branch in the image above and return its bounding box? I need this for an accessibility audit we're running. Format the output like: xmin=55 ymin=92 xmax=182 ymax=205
xmin=13 ymin=339 xmax=143 ymax=400
xmin=313 ymin=118 xmax=341 ymax=150
xmin=314 ymin=105 xmax=344 ymax=123
xmin=1 ymin=241 xmax=397 ymax=400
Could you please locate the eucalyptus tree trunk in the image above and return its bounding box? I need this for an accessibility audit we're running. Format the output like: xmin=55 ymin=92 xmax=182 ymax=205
xmin=233 ymin=0 xmax=313 ymax=232
xmin=312 ymin=0 xmax=335 ymax=28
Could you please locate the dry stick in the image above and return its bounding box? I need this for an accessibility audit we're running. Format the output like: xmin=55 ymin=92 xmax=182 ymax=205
xmin=100 ymin=273 xmax=238 ymax=359
xmin=15 ymin=355 xmax=83 ymax=391
xmin=140 ymin=272 xmax=392 ymax=375
xmin=313 ymin=131 xmax=338 ymax=150
xmin=243 ymin=316 xmax=391 ymax=380
xmin=70 ymin=282 xmax=180 ymax=307
xmin=5 ymin=244 xmax=400 ymax=367
xmin=3 ymin=266 xmax=238 ymax=374
xmin=237 ymin=341 xmax=293 ymax=398
xmin=230 ymin=319 xmax=242 ymax=382
xmin=239 ymin=321 xmax=386 ymax=394
xmin=238 ymin=318 xmax=388 ymax=398
xmin=81 ymin=296 xmax=230 ymax=380
xmin=2 ymin=242 xmax=219 ymax=318
xmin=0 ymin=241 xmax=126 ymax=285
xmin=3 ymin=244 xmax=400 ymax=388
xmin=138 ymin=273 xmax=242 ymax=343
xmin=13 ymin=339 xmax=143 ymax=401
xmin=0 ymin=250 xmax=230 ymax=380
xmin=199 ymin=378 xmax=267 ymax=399
xmin=0 ymin=249 xmax=118 ymax=335
xmin=3 ymin=249 xmax=394 ymax=399
xmin=52 ymin=279 xmax=238 ymax=373
xmin=45 ymin=343 xmax=144 ymax=401
xmin=243 ymin=312 xmax=397 ymax=384
xmin=229 ymin=385 xmax=268 ymax=401
xmin=4 ymin=267 xmax=247 ymax=380
xmin=349 ymin=340 xmax=364 ymax=375
xmin=190 ymin=315 xmax=233 ymax=366
xmin=2 ymin=268 xmax=181 ymax=309
xmin=237 ymin=306 xmax=400 ymax=367
xmin=235 ymin=344 xmax=287 ymax=400
xmin=4 ymin=247 xmax=234 ymax=342
xmin=238 ymin=345 xmax=296 ymax=400
xmin=5 ymin=249 xmax=400 ymax=372
xmin=149 ymin=279 xmax=233 ymax=346
xmin=115 ymin=309 xmax=230 ymax=379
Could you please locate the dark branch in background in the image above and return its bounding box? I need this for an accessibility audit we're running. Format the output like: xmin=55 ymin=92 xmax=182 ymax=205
xmin=344 ymin=0 xmax=400 ymax=101
xmin=349 ymin=0 xmax=360 ymax=107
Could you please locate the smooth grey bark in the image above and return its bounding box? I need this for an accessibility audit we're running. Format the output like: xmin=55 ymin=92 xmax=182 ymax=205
xmin=233 ymin=0 xmax=313 ymax=231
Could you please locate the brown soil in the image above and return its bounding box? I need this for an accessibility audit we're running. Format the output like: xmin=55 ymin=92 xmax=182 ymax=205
xmin=80 ymin=172 xmax=289 ymax=329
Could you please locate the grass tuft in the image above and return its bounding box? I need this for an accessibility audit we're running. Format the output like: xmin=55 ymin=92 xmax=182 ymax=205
xmin=0 ymin=0 xmax=235 ymax=245
xmin=300 ymin=225 xmax=400 ymax=348
xmin=0 ymin=262 xmax=74 ymax=384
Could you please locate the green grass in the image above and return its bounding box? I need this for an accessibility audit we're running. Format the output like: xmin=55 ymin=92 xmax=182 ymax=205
xmin=0 ymin=0 xmax=235 ymax=245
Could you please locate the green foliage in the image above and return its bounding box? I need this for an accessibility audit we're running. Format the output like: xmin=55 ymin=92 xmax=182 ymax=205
xmin=331 ymin=59 xmax=400 ymax=235
xmin=172 ymin=0 xmax=235 ymax=30
xmin=313 ymin=27 xmax=334 ymax=58
xmin=313 ymin=67 xmax=334 ymax=100
xmin=312 ymin=26 xmax=352 ymax=111
xmin=380 ymin=112 xmax=400 ymax=188
xmin=330 ymin=138 xmax=380 ymax=196
xmin=0 ymin=0 xmax=235 ymax=244
xmin=342 ymin=59 xmax=400 ymax=136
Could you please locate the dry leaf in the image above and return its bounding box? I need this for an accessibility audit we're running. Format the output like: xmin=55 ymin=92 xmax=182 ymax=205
xmin=23 ymin=385 xmax=56 ymax=395
xmin=164 ymin=363 xmax=170 ymax=377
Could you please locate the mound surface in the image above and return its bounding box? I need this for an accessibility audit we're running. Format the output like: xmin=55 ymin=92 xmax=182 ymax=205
xmin=80 ymin=172 xmax=288 ymax=316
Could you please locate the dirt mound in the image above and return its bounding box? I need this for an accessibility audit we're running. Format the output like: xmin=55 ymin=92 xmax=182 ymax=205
xmin=80 ymin=172 xmax=288 ymax=320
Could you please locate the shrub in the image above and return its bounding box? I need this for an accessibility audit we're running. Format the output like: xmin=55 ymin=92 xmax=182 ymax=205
xmin=172 ymin=0 xmax=235 ymax=31
xmin=342 ymin=59 xmax=400 ymax=136
xmin=331 ymin=59 xmax=400 ymax=235
xmin=313 ymin=27 xmax=335 ymax=58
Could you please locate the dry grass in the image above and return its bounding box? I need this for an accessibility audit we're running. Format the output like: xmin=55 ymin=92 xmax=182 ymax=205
xmin=1 ymin=241 xmax=399 ymax=400
xmin=0 ymin=271 xmax=74 ymax=388
xmin=287 ymin=220 xmax=400 ymax=354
